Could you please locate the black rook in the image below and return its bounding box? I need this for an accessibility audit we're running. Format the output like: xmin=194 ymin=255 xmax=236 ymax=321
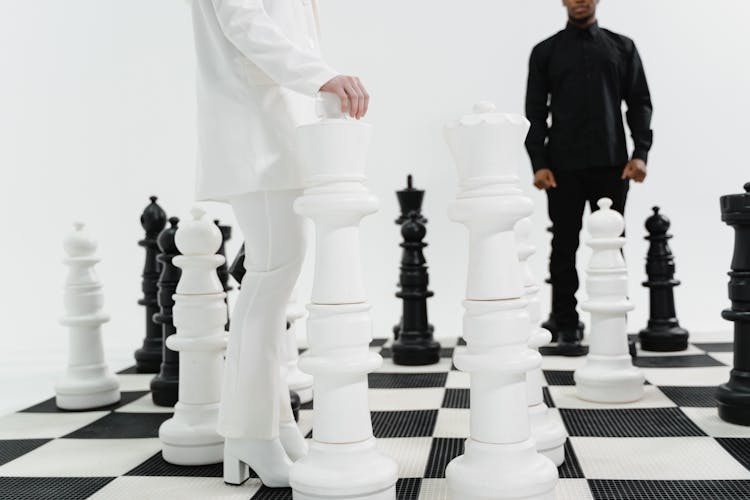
xmin=638 ymin=207 xmax=689 ymax=351
xmin=150 ymin=217 xmax=182 ymax=407
xmin=392 ymin=175 xmax=440 ymax=366
xmin=717 ymin=182 xmax=750 ymax=425
xmin=134 ymin=196 xmax=167 ymax=373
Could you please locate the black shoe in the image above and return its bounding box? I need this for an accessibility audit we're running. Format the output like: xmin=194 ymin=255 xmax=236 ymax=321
xmin=551 ymin=330 xmax=588 ymax=357
xmin=543 ymin=315 xmax=585 ymax=343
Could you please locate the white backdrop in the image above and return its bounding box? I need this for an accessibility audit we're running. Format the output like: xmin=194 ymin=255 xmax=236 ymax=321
xmin=1 ymin=0 xmax=748 ymax=414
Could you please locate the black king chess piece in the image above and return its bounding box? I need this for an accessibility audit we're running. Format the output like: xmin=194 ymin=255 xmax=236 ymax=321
xmin=638 ymin=207 xmax=689 ymax=351
xmin=717 ymin=182 xmax=750 ymax=426
xmin=134 ymin=196 xmax=168 ymax=373
xmin=392 ymin=175 xmax=440 ymax=366
xmin=151 ymin=217 xmax=182 ymax=407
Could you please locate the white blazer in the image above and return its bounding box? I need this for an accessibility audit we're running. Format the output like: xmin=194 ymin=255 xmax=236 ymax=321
xmin=191 ymin=0 xmax=338 ymax=201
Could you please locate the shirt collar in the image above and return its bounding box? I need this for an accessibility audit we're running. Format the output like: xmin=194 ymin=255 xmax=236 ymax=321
xmin=565 ymin=20 xmax=600 ymax=38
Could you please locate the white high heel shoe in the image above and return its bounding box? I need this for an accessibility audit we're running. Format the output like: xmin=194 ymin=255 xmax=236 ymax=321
xmin=279 ymin=420 xmax=309 ymax=461
xmin=223 ymin=437 xmax=293 ymax=488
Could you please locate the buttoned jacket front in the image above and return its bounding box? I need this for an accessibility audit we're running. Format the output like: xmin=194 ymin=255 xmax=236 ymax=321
xmin=191 ymin=0 xmax=337 ymax=201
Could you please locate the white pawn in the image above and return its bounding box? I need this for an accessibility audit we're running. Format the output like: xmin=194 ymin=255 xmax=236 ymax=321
xmin=159 ymin=206 xmax=228 ymax=465
xmin=285 ymin=290 xmax=313 ymax=404
xmin=575 ymin=198 xmax=644 ymax=402
xmin=515 ymin=217 xmax=567 ymax=466
xmin=56 ymin=222 xmax=120 ymax=410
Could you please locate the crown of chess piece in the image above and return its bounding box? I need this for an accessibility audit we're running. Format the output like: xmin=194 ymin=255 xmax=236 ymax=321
xmin=575 ymin=198 xmax=644 ymax=403
xmin=391 ymin=174 xmax=440 ymax=366
xmin=150 ymin=216 xmax=182 ymax=407
xmin=717 ymin=182 xmax=750 ymax=425
xmin=638 ymin=207 xmax=689 ymax=351
xmin=445 ymin=101 xmax=557 ymax=500
xmin=134 ymin=196 xmax=168 ymax=373
xmin=56 ymin=222 xmax=120 ymax=410
xmin=290 ymin=92 xmax=398 ymax=500
xmin=159 ymin=207 xmax=228 ymax=465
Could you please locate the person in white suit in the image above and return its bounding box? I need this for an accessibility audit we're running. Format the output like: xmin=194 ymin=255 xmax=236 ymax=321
xmin=190 ymin=0 xmax=369 ymax=488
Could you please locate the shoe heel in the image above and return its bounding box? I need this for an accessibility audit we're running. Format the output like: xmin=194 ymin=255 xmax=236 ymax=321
xmin=223 ymin=451 xmax=250 ymax=486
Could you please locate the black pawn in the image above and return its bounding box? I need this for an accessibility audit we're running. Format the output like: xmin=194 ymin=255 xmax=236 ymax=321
xmin=134 ymin=196 xmax=167 ymax=373
xmin=717 ymin=182 xmax=750 ymax=425
xmin=151 ymin=217 xmax=181 ymax=407
xmin=392 ymin=175 xmax=440 ymax=366
xmin=215 ymin=220 xmax=232 ymax=330
xmin=638 ymin=207 xmax=689 ymax=351
xmin=227 ymin=243 xmax=301 ymax=414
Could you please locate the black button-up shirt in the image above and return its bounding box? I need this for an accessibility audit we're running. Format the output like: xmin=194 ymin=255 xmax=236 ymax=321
xmin=524 ymin=22 xmax=653 ymax=173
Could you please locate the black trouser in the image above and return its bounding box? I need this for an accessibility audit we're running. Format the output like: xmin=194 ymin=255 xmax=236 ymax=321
xmin=546 ymin=166 xmax=629 ymax=330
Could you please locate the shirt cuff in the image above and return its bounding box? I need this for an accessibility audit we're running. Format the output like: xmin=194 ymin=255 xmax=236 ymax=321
xmin=632 ymin=149 xmax=649 ymax=164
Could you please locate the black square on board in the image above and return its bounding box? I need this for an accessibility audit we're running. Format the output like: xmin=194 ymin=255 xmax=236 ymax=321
xmin=441 ymin=388 xmax=469 ymax=409
xmin=693 ymin=342 xmax=734 ymax=353
xmin=717 ymin=438 xmax=750 ymax=472
xmin=125 ymin=451 xmax=224 ymax=477
xmin=588 ymin=479 xmax=750 ymax=500
xmin=0 ymin=477 xmax=114 ymax=500
xmin=371 ymin=410 xmax=438 ymax=438
xmin=544 ymin=370 xmax=576 ymax=386
xmin=424 ymin=438 xmax=464 ymax=478
xmin=63 ymin=412 xmax=173 ymax=439
xmin=368 ymin=373 xmax=448 ymax=389
xmin=634 ymin=354 xmax=725 ymax=368
xmin=396 ymin=478 xmax=422 ymax=499
xmin=0 ymin=439 xmax=51 ymax=467
xmin=559 ymin=438 xmax=584 ymax=478
xmin=251 ymin=486 xmax=293 ymax=499
xmin=659 ymin=386 xmax=718 ymax=407
xmin=560 ymin=407 xmax=706 ymax=438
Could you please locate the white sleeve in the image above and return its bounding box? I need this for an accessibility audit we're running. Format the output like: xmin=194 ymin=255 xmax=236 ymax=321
xmin=211 ymin=0 xmax=338 ymax=96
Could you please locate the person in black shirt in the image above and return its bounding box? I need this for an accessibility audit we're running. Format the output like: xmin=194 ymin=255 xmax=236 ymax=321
xmin=524 ymin=0 xmax=652 ymax=355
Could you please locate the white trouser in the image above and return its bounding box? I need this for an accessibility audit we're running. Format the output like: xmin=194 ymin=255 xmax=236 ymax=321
xmin=218 ymin=189 xmax=306 ymax=439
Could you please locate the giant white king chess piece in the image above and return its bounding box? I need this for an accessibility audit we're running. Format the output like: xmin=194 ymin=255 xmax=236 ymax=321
xmin=159 ymin=207 xmax=228 ymax=465
xmin=56 ymin=222 xmax=120 ymax=410
xmin=445 ymin=102 xmax=557 ymax=500
xmin=575 ymin=198 xmax=645 ymax=402
xmin=516 ymin=217 xmax=567 ymax=466
xmin=290 ymin=94 xmax=398 ymax=500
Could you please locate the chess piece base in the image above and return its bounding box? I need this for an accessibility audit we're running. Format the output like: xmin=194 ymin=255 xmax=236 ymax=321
xmin=134 ymin=345 xmax=162 ymax=373
xmin=528 ymin=403 xmax=566 ymax=467
xmin=392 ymin=338 xmax=441 ymax=366
xmin=55 ymin=370 xmax=120 ymax=410
xmin=717 ymin=377 xmax=750 ymax=426
xmin=638 ymin=324 xmax=689 ymax=352
xmin=546 ymin=340 xmax=588 ymax=357
xmin=575 ymin=355 xmax=645 ymax=403
xmin=291 ymin=438 xmax=398 ymax=500
xmin=446 ymin=438 xmax=557 ymax=500
xmin=55 ymin=381 xmax=120 ymax=411
xmin=159 ymin=403 xmax=223 ymax=465
xmin=150 ymin=376 xmax=179 ymax=407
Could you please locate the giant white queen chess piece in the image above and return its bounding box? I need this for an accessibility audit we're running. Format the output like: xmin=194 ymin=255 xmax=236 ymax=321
xmin=159 ymin=207 xmax=228 ymax=465
xmin=56 ymin=222 xmax=120 ymax=410
xmin=575 ymin=198 xmax=645 ymax=402
xmin=445 ymin=102 xmax=557 ymax=500
xmin=290 ymin=94 xmax=398 ymax=500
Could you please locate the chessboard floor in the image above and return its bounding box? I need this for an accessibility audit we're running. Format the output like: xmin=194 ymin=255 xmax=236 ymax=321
xmin=1 ymin=336 xmax=749 ymax=500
